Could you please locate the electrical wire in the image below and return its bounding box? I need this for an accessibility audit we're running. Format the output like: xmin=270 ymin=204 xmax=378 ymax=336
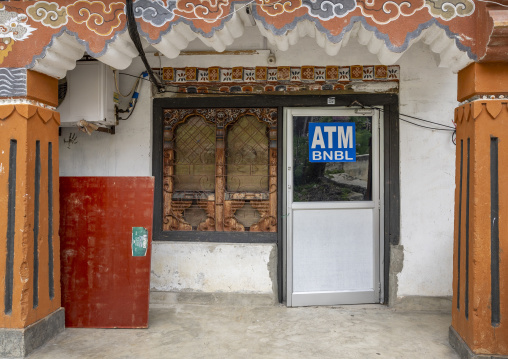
xmin=119 ymin=96 xmax=139 ymax=121
xmin=126 ymin=0 xmax=164 ymax=92
xmin=362 ymin=105 xmax=456 ymax=132
xmin=116 ymin=72 xmax=147 ymax=121
xmin=399 ymin=118 xmax=454 ymax=131
xmin=114 ymin=70 xmax=141 ymax=97
xmin=477 ymin=0 xmax=508 ymax=8
xmin=116 ymin=74 xmax=456 ymax=132
xmin=120 ymin=73 xmax=152 ymax=81
xmin=399 ymin=113 xmax=455 ymax=130
xmin=118 ymin=72 xmax=275 ymax=96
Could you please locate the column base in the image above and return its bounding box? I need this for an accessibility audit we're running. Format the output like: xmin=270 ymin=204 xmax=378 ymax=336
xmin=449 ymin=326 xmax=508 ymax=359
xmin=0 ymin=308 xmax=65 ymax=358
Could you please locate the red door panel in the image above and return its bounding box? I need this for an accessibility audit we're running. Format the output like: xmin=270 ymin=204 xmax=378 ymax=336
xmin=60 ymin=177 xmax=154 ymax=328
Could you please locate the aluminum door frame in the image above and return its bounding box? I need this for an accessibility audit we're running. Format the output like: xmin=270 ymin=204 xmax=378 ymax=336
xmin=283 ymin=107 xmax=384 ymax=307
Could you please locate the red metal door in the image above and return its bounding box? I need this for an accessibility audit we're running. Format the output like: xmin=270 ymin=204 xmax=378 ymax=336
xmin=60 ymin=177 xmax=154 ymax=328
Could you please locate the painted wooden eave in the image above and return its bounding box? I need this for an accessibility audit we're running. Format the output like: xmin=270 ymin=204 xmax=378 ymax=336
xmin=481 ymin=9 xmax=508 ymax=62
xmin=256 ymin=19 xmax=473 ymax=72
xmin=0 ymin=0 xmax=491 ymax=80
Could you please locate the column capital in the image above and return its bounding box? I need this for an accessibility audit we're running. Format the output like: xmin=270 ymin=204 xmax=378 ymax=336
xmin=0 ymin=69 xmax=58 ymax=108
xmin=458 ymin=63 xmax=508 ymax=102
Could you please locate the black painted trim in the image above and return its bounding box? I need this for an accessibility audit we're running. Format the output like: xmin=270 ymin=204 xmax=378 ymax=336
xmin=33 ymin=141 xmax=41 ymax=308
xmin=384 ymin=104 xmax=400 ymax=249
xmin=5 ymin=140 xmax=17 ymax=315
xmin=490 ymin=137 xmax=500 ymax=327
xmin=378 ymin=103 xmax=401 ymax=304
xmin=457 ymin=140 xmax=463 ymax=311
xmin=277 ymin=106 xmax=283 ymax=302
xmin=153 ymin=93 xmax=400 ymax=304
xmin=156 ymin=231 xmax=277 ymax=243
xmin=48 ymin=142 xmax=54 ymax=300
xmin=465 ymin=138 xmax=470 ymax=319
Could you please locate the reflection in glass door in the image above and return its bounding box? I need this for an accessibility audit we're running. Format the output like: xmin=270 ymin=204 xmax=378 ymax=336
xmin=285 ymin=108 xmax=383 ymax=307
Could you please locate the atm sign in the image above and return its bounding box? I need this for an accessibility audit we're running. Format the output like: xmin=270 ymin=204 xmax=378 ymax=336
xmin=308 ymin=122 xmax=356 ymax=162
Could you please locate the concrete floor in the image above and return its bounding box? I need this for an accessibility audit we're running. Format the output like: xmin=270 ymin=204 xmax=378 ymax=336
xmin=29 ymin=304 xmax=459 ymax=359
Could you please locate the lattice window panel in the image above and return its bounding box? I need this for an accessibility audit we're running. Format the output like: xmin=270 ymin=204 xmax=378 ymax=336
xmin=163 ymin=108 xmax=277 ymax=233
xmin=226 ymin=115 xmax=269 ymax=192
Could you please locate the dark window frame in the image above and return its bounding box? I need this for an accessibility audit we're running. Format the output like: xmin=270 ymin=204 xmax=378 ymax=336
xmin=153 ymin=94 xmax=400 ymax=304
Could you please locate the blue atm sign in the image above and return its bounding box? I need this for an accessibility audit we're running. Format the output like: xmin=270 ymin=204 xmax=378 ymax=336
xmin=308 ymin=122 xmax=356 ymax=162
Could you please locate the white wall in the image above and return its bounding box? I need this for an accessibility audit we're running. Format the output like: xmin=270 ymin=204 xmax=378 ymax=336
xmin=59 ymin=59 xmax=152 ymax=177
xmin=58 ymin=27 xmax=458 ymax=299
xmin=397 ymin=45 xmax=457 ymax=297
xmin=151 ymin=243 xmax=276 ymax=293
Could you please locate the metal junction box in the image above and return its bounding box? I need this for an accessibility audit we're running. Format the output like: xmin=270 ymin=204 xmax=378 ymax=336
xmin=58 ymin=61 xmax=115 ymax=127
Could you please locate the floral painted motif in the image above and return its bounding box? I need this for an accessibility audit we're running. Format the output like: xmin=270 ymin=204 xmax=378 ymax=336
xmin=67 ymin=1 xmax=124 ymax=36
xmin=27 ymin=2 xmax=68 ymax=29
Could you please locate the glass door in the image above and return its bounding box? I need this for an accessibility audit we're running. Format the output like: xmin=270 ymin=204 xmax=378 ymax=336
xmin=285 ymin=108 xmax=383 ymax=307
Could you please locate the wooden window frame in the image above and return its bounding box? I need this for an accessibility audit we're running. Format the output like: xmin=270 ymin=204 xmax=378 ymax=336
xmin=162 ymin=108 xmax=278 ymax=235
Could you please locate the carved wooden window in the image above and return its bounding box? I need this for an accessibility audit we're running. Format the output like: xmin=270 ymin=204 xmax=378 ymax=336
xmin=163 ymin=108 xmax=277 ymax=233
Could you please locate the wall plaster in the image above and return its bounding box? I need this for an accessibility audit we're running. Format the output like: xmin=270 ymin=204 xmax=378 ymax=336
xmin=58 ymin=36 xmax=458 ymax=302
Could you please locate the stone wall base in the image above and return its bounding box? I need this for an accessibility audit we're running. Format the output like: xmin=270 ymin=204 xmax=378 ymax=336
xmin=391 ymin=296 xmax=452 ymax=312
xmin=150 ymin=291 xmax=278 ymax=307
xmin=449 ymin=326 xmax=508 ymax=359
xmin=0 ymin=308 xmax=65 ymax=358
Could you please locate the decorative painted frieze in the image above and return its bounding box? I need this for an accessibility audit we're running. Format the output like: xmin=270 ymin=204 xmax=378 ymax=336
xmin=0 ymin=0 xmax=487 ymax=74
xmin=161 ymin=65 xmax=399 ymax=93
xmin=163 ymin=65 xmax=399 ymax=83
xmin=0 ymin=98 xmax=57 ymax=111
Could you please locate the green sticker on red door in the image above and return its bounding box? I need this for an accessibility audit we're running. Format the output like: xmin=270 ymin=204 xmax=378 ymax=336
xmin=132 ymin=227 xmax=148 ymax=257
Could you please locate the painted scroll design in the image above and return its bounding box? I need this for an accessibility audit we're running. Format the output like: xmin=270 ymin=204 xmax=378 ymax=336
xmin=131 ymin=0 xmax=475 ymax=27
xmin=0 ymin=0 xmax=478 ymax=68
xmin=425 ymin=0 xmax=475 ymax=20
xmin=0 ymin=5 xmax=35 ymax=64
xmin=301 ymin=0 xmax=356 ymax=20
xmin=260 ymin=0 xmax=303 ymax=16
xmin=66 ymin=1 xmax=125 ymax=36
xmin=357 ymin=0 xmax=427 ymax=25
xmin=177 ymin=0 xmax=231 ymax=23
xmin=133 ymin=0 xmax=177 ymax=26
xmin=26 ymin=2 xmax=68 ymax=29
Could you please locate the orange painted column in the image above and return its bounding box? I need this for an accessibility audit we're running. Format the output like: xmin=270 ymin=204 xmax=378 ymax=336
xmin=451 ymin=63 xmax=508 ymax=356
xmin=0 ymin=70 xmax=61 ymax=329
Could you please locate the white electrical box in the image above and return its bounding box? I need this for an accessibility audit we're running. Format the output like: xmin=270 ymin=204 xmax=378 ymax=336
xmin=58 ymin=61 xmax=115 ymax=127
